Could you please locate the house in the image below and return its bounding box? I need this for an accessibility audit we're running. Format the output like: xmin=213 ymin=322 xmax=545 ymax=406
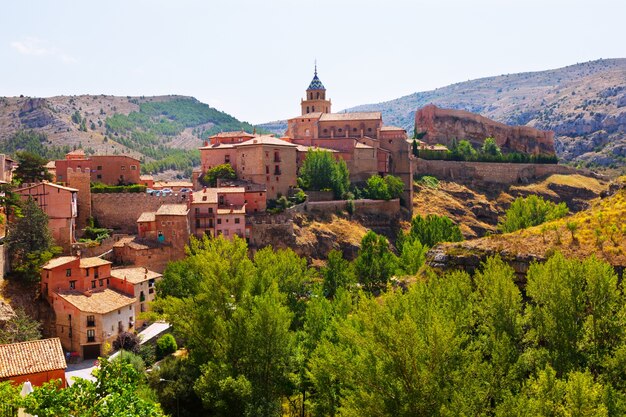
xmin=54 ymin=151 xmax=141 ymax=185
xmin=188 ymin=188 xmax=247 ymax=239
xmin=14 ymin=182 xmax=78 ymax=252
xmin=0 ymin=338 xmax=67 ymax=387
xmin=199 ymin=135 xmax=298 ymax=200
xmin=109 ymin=267 xmax=162 ymax=327
xmin=41 ymin=255 xmax=160 ymax=359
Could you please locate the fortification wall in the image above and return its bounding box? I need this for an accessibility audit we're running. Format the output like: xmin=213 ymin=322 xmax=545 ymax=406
xmin=290 ymin=198 xmax=400 ymax=217
xmin=414 ymin=159 xmax=589 ymax=184
xmin=91 ymin=194 xmax=182 ymax=233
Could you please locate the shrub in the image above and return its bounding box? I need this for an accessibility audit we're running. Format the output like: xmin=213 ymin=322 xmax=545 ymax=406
xmin=156 ymin=334 xmax=178 ymax=359
xmin=499 ymin=195 xmax=569 ymax=233
xmin=364 ymin=174 xmax=404 ymax=201
xmin=91 ymin=183 xmax=146 ymax=193
xmin=402 ymin=214 xmax=463 ymax=248
xmin=112 ymin=331 xmax=141 ymax=354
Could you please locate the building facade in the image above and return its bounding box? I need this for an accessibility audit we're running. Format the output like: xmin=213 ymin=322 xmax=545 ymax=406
xmin=54 ymin=151 xmax=141 ymax=185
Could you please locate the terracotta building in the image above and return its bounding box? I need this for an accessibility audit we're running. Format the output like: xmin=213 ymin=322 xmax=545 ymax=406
xmin=0 ymin=154 xmax=15 ymax=183
xmin=41 ymin=255 xmax=161 ymax=359
xmin=15 ymin=182 xmax=78 ymax=252
xmin=54 ymin=150 xmax=141 ymax=185
xmin=0 ymin=338 xmax=67 ymax=387
xmin=199 ymin=135 xmax=298 ymax=200
xmin=285 ymin=68 xmax=414 ymax=206
xmin=188 ymin=187 xmax=247 ymax=239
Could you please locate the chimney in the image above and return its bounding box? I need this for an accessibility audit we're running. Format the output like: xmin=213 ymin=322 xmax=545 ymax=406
xmin=84 ymin=290 xmax=92 ymax=297
xmin=144 ymin=267 xmax=148 ymax=273
xmin=203 ymin=140 xmax=208 ymax=147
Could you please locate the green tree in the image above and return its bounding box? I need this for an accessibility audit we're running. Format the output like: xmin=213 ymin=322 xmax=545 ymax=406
xmin=13 ymin=151 xmax=53 ymax=184
xmin=364 ymin=174 xmax=404 ymax=201
xmin=0 ymin=307 xmax=42 ymax=344
xmin=322 ymin=249 xmax=354 ymax=298
xmin=481 ymin=137 xmax=502 ymax=157
xmin=353 ymin=231 xmax=397 ymax=293
xmin=156 ymin=334 xmax=178 ymax=359
xmin=397 ymin=237 xmax=427 ymax=275
xmin=403 ymin=214 xmax=463 ymax=248
xmin=412 ymin=139 xmax=418 ymax=156
xmin=199 ymin=163 xmax=237 ymax=187
xmin=499 ymin=195 xmax=569 ymax=233
xmin=299 ymin=149 xmax=350 ymax=198
xmin=24 ymin=357 xmax=165 ymax=417
xmin=7 ymin=197 xmax=59 ymax=281
xmin=451 ymin=139 xmax=478 ymax=160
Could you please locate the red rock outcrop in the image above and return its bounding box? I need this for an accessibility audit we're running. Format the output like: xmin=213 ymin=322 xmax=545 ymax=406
xmin=415 ymin=104 xmax=555 ymax=155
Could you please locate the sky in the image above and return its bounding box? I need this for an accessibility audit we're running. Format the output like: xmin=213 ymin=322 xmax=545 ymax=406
xmin=1 ymin=0 xmax=625 ymax=124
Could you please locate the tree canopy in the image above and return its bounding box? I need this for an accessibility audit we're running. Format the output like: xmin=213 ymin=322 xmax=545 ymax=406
xmin=13 ymin=151 xmax=53 ymax=184
xmin=199 ymin=163 xmax=237 ymax=187
xmin=298 ymin=149 xmax=350 ymax=198
xmin=499 ymin=194 xmax=569 ymax=233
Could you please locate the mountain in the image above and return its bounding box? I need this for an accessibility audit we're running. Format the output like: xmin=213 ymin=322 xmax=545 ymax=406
xmin=0 ymin=95 xmax=258 ymax=175
xmin=347 ymin=59 xmax=626 ymax=167
xmin=261 ymin=59 xmax=626 ymax=168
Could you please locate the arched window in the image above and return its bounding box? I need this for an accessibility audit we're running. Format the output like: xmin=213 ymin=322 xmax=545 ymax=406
xmin=305 ymin=128 xmax=311 ymax=136
xmin=306 ymin=106 xmax=309 ymax=113
xmin=316 ymin=92 xmax=320 ymax=99
xmin=309 ymin=93 xmax=313 ymax=100
xmin=312 ymin=106 xmax=315 ymax=112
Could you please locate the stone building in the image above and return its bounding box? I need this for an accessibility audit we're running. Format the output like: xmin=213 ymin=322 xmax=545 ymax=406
xmin=188 ymin=187 xmax=247 ymax=240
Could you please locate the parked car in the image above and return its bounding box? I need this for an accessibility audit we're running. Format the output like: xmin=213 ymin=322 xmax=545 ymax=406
xmin=146 ymin=188 xmax=155 ymax=195
xmin=179 ymin=188 xmax=192 ymax=194
xmin=161 ymin=188 xmax=173 ymax=196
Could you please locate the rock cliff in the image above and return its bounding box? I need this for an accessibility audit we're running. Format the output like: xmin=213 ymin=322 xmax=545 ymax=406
xmin=415 ymin=104 xmax=555 ymax=155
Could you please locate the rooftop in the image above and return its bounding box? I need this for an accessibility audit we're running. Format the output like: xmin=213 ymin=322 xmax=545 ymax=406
xmin=235 ymin=135 xmax=297 ymax=148
xmin=42 ymin=256 xmax=78 ymax=270
xmin=137 ymin=212 xmax=156 ymax=223
xmin=319 ymin=112 xmax=382 ymax=122
xmin=15 ymin=181 xmax=79 ymax=194
xmin=380 ymin=126 xmax=406 ymax=131
xmin=191 ymin=189 xmax=217 ymax=204
xmin=0 ymin=338 xmax=66 ymax=378
xmin=307 ymin=68 xmax=326 ymax=90
xmin=217 ymin=205 xmax=246 ymax=214
xmin=110 ymin=267 xmax=162 ymax=284
xmin=79 ymin=257 xmax=111 ymax=269
xmin=156 ymin=204 xmax=189 ymax=216
xmin=58 ymin=289 xmax=136 ymax=314
xmin=209 ymin=130 xmax=256 ymax=139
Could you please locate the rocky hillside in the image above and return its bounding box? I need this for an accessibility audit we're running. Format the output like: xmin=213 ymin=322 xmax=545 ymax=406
xmin=427 ymin=177 xmax=626 ymax=276
xmin=347 ymin=59 xmax=626 ymax=167
xmin=0 ymin=95 xmax=258 ymax=176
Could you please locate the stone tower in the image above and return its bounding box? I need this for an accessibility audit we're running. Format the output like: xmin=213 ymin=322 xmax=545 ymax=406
xmin=301 ymin=64 xmax=331 ymax=115
xmin=67 ymin=168 xmax=92 ymax=234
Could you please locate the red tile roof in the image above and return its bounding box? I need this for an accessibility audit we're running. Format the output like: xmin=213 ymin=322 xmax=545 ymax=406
xmin=0 ymin=338 xmax=66 ymax=378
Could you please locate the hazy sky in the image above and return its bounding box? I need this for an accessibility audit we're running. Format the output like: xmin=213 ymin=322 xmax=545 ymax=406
xmin=1 ymin=0 xmax=624 ymax=124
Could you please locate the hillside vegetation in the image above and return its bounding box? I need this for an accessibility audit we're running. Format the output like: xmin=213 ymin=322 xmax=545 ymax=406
xmin=0 ymin=95 xmax=259 ymax=177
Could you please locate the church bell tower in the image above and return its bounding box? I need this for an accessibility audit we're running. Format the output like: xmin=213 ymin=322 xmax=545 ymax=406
xmin=301 ymin=64 xmax=332 ymax=115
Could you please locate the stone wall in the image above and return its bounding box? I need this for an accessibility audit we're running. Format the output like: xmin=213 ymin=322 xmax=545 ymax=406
xmin=91 ymin=194 xmax=182 ymax=233
xmin=290 ymin=198 xmax=401 ymax=217
xmin=414 ymin=159 xmax=591 ymax=184
xmin=306 ymin=190 xmax=335 ymax=201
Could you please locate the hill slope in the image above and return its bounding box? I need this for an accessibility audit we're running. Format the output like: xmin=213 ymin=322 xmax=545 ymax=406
xmin=0 ymin=95 xmax=258 ymax=175
xmin=347 ymin=59 xmax=626 ymax=167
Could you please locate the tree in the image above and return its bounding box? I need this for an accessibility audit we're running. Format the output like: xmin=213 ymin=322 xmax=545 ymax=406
xmin=13 ymin=151 xmax=53 ymax=184
xmin=7 ymin=197 xmax=59 ymax=281
xmin=23 ymin=357 xmax=165 ymax=417
xmin=156 ymin=334 xmax=178 ymax=359
xmin=412 ymin=139 xmax=418 ymax=156
xmin=397 ymin=237 xmax=427 ymax=275
xmin=199 ymin=163 xmax=237 ymax=187
xmin=451 ymin=139 xmax=477 ymax=160
xmin=364 ymin=174 xmax=404 ymax=201
xmin=0 ymin=307 xmax=42 ymax=344
xmin=299 ymin=149 xmax=350 ymax=198
xmin=353 ymin=231 xmax=397 ymax=293
xmin=322 ymin=249 xmax=354 ymax=298
xmin=403 ymin=214 xmax=463 ymax=248
xmin=499 ymin=195 xmax=569 ymax=233
xmin=481 ymin=137 xmax=502 ymax=157
xmin=113 ymin=331 xmax=141 ymax=354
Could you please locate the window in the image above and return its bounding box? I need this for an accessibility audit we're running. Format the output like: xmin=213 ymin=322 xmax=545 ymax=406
xmin=87 ymin=315 xmax=95 ymax=327
xmin=87 ymin=329 xmax=95 ymax=342
xmin=97 ymin=174 xmax=102 ymax=179
xmin=94 ymin=268 xmax=99 ymax=279
xmin=338 ymin=128 xmax=342 ymax=132
xmin=66 ymin=269 xmax=72 ymax=277
xmin=225 ymin=155 xmax=230 ymax=163
xmin=130 ymin=165 xmax=137 ymax=170
xmin=85 ymin=268 xmax=89 ymax=277
xmin=353 ymin=128 xmax=357 ymax=132
xmin=208 ymin=207 xmax=213 ymax=214
xmin=97 ymin=166 xmax=102 ymax=170
xmin=224 ymin=230 xmax=229 ymax=236
xmin=217 ymin=218 xmax=222 ymax=225
xmin=265 ymin=165 xmax=269 ymax=174
xmin=91 ymin=280 xmax=96 ymax=289
xmin=195 ymin=219 xmax=200 ymax=228
xmin=69 ymin=281 xmax=76 ymax=289
xmin=121 ymin=166 xmax=126 ymax=170
xmin=312 ymin=106 xmax=315 ymax=112
xmin=368 ymin=128 xmax=372 ymax=132
xmin=235 ymin=218 xmax=240 ymax=224
xmin=99 ymin=279 xmax=104 ymax=287
xmin=140 ymin=303 xmax=145 ymax=313
xmin=118 ymin=309 xmax=121 ymax=315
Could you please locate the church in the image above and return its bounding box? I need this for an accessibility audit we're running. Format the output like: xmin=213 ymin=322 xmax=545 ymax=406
xmin=286 ymin=67 xmax=413 ymax=205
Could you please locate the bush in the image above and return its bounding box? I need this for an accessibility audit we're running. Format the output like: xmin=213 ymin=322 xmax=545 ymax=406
xmin=199 ymin=164 xmax=236 ymax=187
xmin=113 ymin=331 xmax=141 ymax=354
xmin=364 ymin=175 xmax=404 ymax=201
xmin=400 ymin=214 xmax=463 ymax=249
xmin=499 ymin=195 xmax=569 ymax=233
xmin=156 ymin=334 xmax=178 ymax=359
xmin=91 ymin=183 xmax=146 ymax=193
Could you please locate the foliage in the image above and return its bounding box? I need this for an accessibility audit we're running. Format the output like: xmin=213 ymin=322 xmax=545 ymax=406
xmin=482 ymin=136 xmax=502 ymax=157
xmin=0 ymin=130 xmax=70 ymax=160
xmin=91 ymin=183 xmax=146 ymax=193
xmin=156 ymin=334 xmax=178 ymax=359
xmin=113 ymin=331 xmax=141 ymax=354
xmin=147 ymin=356 xmax=204 ymax=417
xmin=199 ymin=163 xmax=237 ymax=187
xmin=13 ymin=151 xmax=53 ymax=184
xmin=7 ymin=197 xmax=60 ymax=282
xmin=0 ymin=307 xmax=42 ymax=344
xmin=23 ymin=357 xmax=164 ymax=417
xmin=353 ymin=231 xmax=397 ymax=293
xmin=299 ymin=149 xmax=350 ymax=199
xmin=397 ymin=237 xmax=427 ymax=275
xmin=0 ymin=381 xmax=21 ymax=412
xmin=322 ymin=249 xmax=354 ymax=298
xmin=499 ymin=195 xmax=569 ymax=233
xmin=400 ymin=213 xmax=463 ymax=249
xmin=82 ymin=226 xmax=111 ymax=243
xmin=364 ymin=174 xmax=404 ymax=201
xmin=414 ymin=174 xmax=440 ymax=188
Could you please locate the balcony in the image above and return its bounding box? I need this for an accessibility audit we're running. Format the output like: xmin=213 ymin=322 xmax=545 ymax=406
xmin=87 ymin=336 xmax=96 ymax=343
xmin=274 ymin=156 xmax=281 ymax=162
xmin=140 ymin=293 xmax=145 ymax=302
xmin=195 ymin=212 xmax=215 ymax=218
xmin=87 ymin=320 xmax=95 ymax=327
xmin=274 ymin=169 xmax=282 ymax=175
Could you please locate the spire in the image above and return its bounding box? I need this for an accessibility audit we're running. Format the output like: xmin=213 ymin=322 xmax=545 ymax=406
xmin=307 ymin=62 xmax=325 ymax=91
